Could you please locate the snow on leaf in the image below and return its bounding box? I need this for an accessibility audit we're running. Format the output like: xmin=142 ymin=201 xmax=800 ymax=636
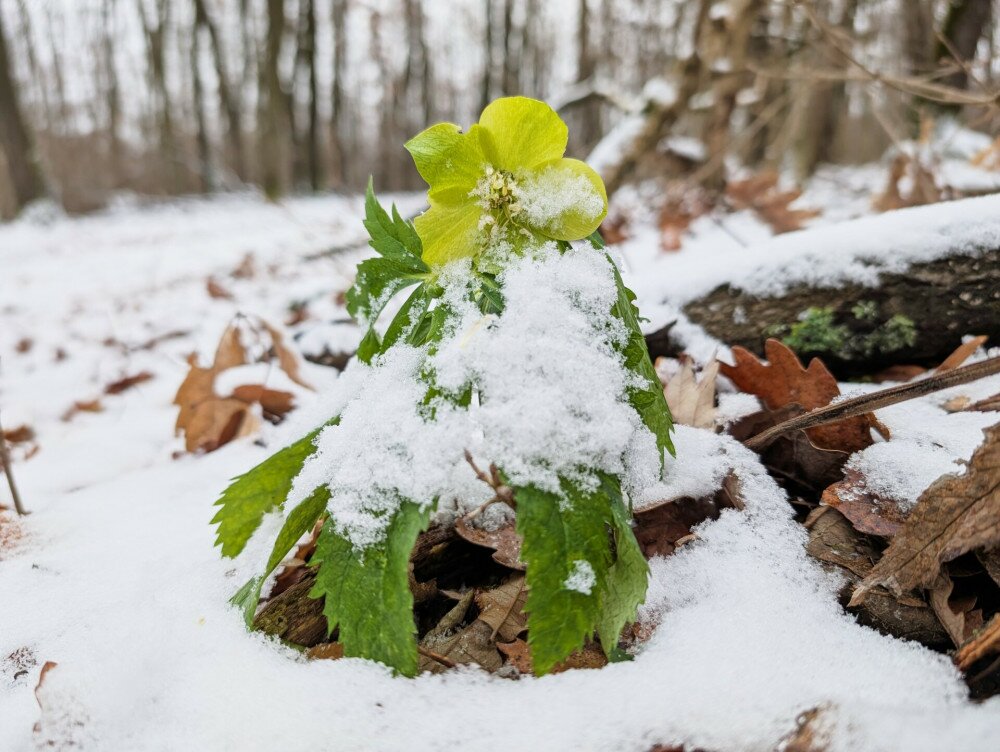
xmin=608 ymin=258 xmax=675 ymax=464
xmin=851 ymin=421 xmax=1000 ymax=606
xmin=309 ymin=501 xmax=432 ymax=677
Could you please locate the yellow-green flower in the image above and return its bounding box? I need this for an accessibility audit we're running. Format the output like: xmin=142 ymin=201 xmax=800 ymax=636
xmin=405 ymin=96 xmax=608 ymax=266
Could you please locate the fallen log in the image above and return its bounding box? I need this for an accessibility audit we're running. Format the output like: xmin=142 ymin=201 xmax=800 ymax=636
xmin=685 ymin=248 xmax=1000 ymax=374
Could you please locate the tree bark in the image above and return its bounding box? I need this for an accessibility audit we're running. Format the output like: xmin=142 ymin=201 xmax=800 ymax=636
xmin=193 ymin=0 xmax=246 ymax=181
xmin=0 ymin=5 xmax=47 ymax=214
xmin=937 ymin=0 xmax=993 ymax=91
xmin=261 ymin=0 xmax=289 ymax=198
xmin=682 ymin=248 xmax=1000 ymax=375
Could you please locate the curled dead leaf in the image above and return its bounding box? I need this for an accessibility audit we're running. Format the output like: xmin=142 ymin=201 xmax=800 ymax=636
xmin=658 ymin=357 xmax=718 ymax=429
xmin=851 ymin=422 xmax=1000 ymax=607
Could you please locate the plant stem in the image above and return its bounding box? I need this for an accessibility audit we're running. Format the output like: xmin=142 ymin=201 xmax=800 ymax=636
xmin=0 ymin=409 xmax=27 ymax=515
xmin=744 ymin=355 xmax=1000 ymax=451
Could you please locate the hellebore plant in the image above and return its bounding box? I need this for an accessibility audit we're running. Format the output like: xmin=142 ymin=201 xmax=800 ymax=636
xmin=212 ymin=97 xmax=673 ymax=677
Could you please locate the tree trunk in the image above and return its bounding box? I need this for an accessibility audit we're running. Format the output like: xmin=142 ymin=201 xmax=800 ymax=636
xmin=937 ymin=0 xmax=993 ymax=91
xmin=193 ymin=0 xmax=245 ymax=181
xmin=261 ymin=0 xmax=289 ymax=199
xmin=0 ymin=6 xmax=47 ymax=214
xmin=329 ymin=0 xmax=347 ymax=188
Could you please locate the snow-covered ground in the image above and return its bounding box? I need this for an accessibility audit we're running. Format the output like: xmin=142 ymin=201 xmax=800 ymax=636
xmin=2 ymin=190 xmax=1000 ymax=751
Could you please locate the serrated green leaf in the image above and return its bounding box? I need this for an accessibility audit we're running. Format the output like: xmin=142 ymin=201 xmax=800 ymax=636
xmin=309 ymin=501 xmax=432 ymax=676
xmin=211 ymin=426 xmax=328 ymax=558
xmin=515 ymin=477 xmax=614 ymax=675
xmin=363 ymin=177 xmax=409 ymax=259
xmin=381 ymin=283 xmax=435 ymax=355
xmin=231 ymin=486 xmax=330 ymax=625
xmin=346 ymin=256 xmax=428 ymax=359
xmin=391 ymin=204 xmax=423 ymax=255
xmin=596 ymin=478 xmax=649 ymax=656
xmin=608 ymin=255 xmax=675 ymax=462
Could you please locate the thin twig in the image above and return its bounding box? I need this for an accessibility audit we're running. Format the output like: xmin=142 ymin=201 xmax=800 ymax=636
xmin=744 ymin=355 xmax=1000 ymax=452
xmin=463 ymin=450 xmax=516 ymax=508
xmin=0 ymin=410 xmax=27 ymax=516
xmin=417 ymin=645 xmax=457 ymax=669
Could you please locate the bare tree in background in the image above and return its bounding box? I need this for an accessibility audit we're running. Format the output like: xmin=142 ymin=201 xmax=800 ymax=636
xmin=193 ymin=0 xmax=246 ymax=181
xmin=938 ymin=0 xmax=994 ymax=91
xmin=0 ymin=5 xmax=47 ymax=213
xmin=261 ymin=0 xmax=290 ymax=198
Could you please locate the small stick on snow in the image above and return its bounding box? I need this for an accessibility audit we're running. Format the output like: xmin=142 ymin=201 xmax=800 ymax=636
xmin=744 ymin=355 xmax=1000 ymax=452
xmin=0 ymin=410 xmax=28 ymax=516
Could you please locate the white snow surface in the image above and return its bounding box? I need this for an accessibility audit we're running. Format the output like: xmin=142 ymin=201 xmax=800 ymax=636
xmin=2 ymin=191 xmax=1000 ymax=751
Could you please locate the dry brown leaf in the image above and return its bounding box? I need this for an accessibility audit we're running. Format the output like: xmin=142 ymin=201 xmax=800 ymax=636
xmin=182 ymin=398 xmax=258 ymax=454
xmin=805 ymin=507 xmax=949 ymax=647
xmin=725 ymin=171 xmax=820 ymax=234
xmin=851 ymin=422 xmax=1000 ymax=606
xmin=15 ymin=338 xmax=33 ymax=354
xmin=971 ymin=137 xmax=1000 ymax=171
xmin=305 ymin=643 xmax=345 ymax=661
xmin=2 ymin=425 xmax=35 ymax=444
xmin=454 ymin=508 xmax=524 ymax=570
xmin=231 ymin=253 xmax=257 ymax=279
xmin=721 ymin=340 xmax=880 ymax=453
xmin=262 ymin=322 xmax=313 ymax=390
xmin=419 ymin=593 xmax=503 ymax=674
xmin=872 ymin=364 xmax=927 ymax=383
xmin=658 ymin=185 xmax=712 ymax=251
xmin=660 ymin=357 xmax=719 ymax=429
xmin=955 ymin=614 xmax=1000 ymax=672
xmin=780 ymin=707 xmax=829 ymax=752
xmin=497 ymin=638 xmax=607 ymax=675
xmin=206 ymin=278 xmax=234 ymax=300
xmin=61 ymin=400 xmax=104 ymax=422
xmin=820 ymin=468 xmax=907 ymax=538
xmin=475 ymin=575 xmax=527 ymax=642
xmin=873 ymin=153 xmax=942 ymax=213
xmin=104 ymin=371 xmax=154 ymax=395
xmin=231 ymin=384 xmax=295 ymax=422
xmin=928 ymin=575 xmax=982 ymax=647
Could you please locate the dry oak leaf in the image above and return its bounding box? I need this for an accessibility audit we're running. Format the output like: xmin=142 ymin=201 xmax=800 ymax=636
xmin=659 ymin=357 xmax=719 ymax=429
xmin=720 ymin=339 xmax=881 ymax=453
xmin=928 ymin=574 xmax=983 ymax=648
xmin=206 ymin=277 xmax=235 ymax=300
xmin=820 ymin=467 xmax=907 ymax=538
xmin=850 ymin=422 xmax=1000 ymax=607
xmin=497 ymin=638 xmax=607 ymax=675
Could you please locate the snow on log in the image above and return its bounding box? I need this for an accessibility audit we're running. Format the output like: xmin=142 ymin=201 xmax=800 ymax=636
xmin=652 ymin=195 xmax=1000 ymax=372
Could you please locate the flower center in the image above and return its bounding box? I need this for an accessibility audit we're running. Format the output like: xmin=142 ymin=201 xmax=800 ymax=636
xmin=472 ymin=165 xmax=524 ymax=230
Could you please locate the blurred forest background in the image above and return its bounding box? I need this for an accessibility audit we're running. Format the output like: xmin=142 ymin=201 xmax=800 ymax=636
xmin=0 ymin=0 xmax=997 ymax=219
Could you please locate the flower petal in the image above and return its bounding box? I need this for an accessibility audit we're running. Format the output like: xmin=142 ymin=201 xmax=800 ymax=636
xmin=478 ymin=97 xmax=568 ymax=172
xmin=516 ymin=158 xmax=608 ymax=241
xmin=405 ymin=123 xmax=487 ymax=203
xmin=414 ymin=201 xmax=483 ymax=266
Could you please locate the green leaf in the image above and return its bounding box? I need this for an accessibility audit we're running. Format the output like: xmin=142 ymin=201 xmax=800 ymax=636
xmin=232 ymin=486 xmax=330 ymax=625
xmin=380 ymin=283 xmax=436 ymax=355
xmin=515 ymin=477 xmax=613 ymax=675
xmin=309 ymin=501 xmax=432 ymax=676
xmin=475 ymin=274 xmax=505 ymax=315
xmin=211 ymin=426 xmax=328 ymax=558
xmin=346 ymin=256 xmax=427 ymax=353
xmin=350 ymin=183 xmax=431 ymax=359
xmin=363 ymin=177 xmax=420 ymax=260
xmin=586 ymin=229 xmax=606 ymax=249
xmin=596 ymin=479 xmax=649 ymax=656
xmin=607 ymin=255 xmax=675 ymax=462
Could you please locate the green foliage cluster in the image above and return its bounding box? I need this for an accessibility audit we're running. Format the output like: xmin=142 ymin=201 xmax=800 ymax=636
xmin=779 ymin=304 xmax=918 ymax=360
xmin=212 ymin=184 xmax=673 ymax=677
